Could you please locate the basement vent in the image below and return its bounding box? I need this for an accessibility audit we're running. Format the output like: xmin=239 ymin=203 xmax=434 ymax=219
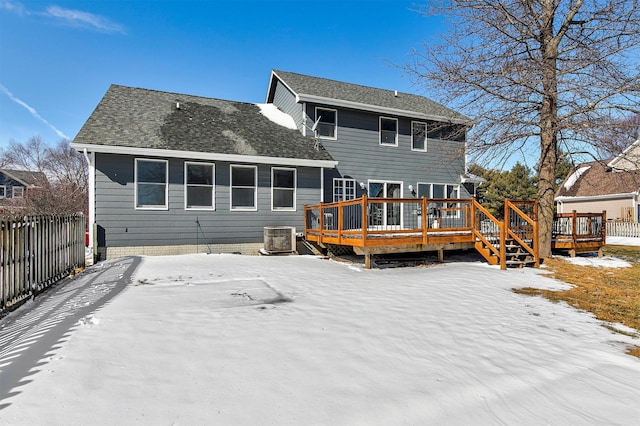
xmin=263 ymin=226 xmax=296 ymax=254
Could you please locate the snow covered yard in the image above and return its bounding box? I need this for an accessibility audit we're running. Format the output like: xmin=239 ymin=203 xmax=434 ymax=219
xmin=2 ymin=253 xmax=640 ymax=425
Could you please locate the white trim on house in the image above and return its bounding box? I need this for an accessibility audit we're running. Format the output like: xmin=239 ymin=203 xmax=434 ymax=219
xmin=608 ymin=138 xmax=640 ymax=169
xmin=555 ymin=192 xmax=638 ymax=203
xmin=70 ymin=143 xmax=338 ymax=169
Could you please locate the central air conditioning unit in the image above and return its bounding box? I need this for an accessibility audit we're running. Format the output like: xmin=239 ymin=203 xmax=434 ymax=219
xmin=263 ymin=226 xmax=296 ymax=254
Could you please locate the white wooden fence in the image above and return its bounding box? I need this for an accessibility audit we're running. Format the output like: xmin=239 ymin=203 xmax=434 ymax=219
xmin=1 ymin=215 xmax=85 ymax=313
xmin=606 ymin=221 xmax=640 ymax=238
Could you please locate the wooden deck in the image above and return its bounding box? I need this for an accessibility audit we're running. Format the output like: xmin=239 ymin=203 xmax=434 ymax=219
xmin=304 ymin=197 xmax=606 ymax=268
xmin=552 ymin=211 xmax=607 ymax=257
xmin=304 ymin=196 xmax=540 ymax=269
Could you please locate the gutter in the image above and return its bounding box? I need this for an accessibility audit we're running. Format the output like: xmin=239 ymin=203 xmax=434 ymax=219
xmin=70 ymin=143 xmax=338 ymax=169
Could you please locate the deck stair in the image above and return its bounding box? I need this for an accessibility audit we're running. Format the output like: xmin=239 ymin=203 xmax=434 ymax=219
xmin=472 ymin=199 xmax=539 ymax=269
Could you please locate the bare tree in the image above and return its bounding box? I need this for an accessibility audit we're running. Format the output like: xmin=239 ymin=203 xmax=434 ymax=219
xmin=405 ymin=0 xmax=640 ymax=258
xmin=1 ymin=137 xmax=88 ymax=216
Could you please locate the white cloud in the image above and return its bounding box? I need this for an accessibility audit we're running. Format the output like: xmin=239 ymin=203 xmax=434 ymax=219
xmin=0 ymin=0 xmax=27 ymax=15
xmin=0 ymin=84 xmax=69 ymax=140
xmin=45 ymin=5 xmax=126 ymax=34
xmin=0 ymin=1 xmax=126 ymax=34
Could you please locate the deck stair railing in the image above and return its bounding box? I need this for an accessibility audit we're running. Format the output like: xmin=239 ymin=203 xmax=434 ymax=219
xmin=471 ymin=200 xmax=505 ymax=268
xmin=504 ymin=200 xmax=539 ymax=268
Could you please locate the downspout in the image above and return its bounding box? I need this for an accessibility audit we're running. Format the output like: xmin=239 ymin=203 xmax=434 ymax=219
xmin=83 ymin=148 xmax=96 ymax=262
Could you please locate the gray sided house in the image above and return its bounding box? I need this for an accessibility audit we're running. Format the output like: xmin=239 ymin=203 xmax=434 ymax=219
xmin=266 ymin=70 xmax=477 ymax=204
xmin=555 ymin=139 xmax=640 ymax=222
xmin=0 ymin=169 xmax=46 ymax=201
xmin=73 ymin=71 xmax=473 ymax=259
xmin=71 ymin=85 xmax=336 ymax=259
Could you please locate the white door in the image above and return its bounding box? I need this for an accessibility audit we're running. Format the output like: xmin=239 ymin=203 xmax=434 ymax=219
xmin=368 ymin=181 xmax=402 ymax=228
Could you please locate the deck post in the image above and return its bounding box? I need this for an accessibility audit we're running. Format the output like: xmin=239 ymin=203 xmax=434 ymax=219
xmin=602 ymin=210 xmax=607 ymax=246
xmin=571 ymin=210 xmax=578 ymax=256
xmin=361 ymin=195 xmax=368 ymax=243
xmin=365 ymin=252 xmax=372 ymax=269
xmin=438 ymin=248 xmax=444 ymax=263
xmin=319 ymin=203 xmax=324 ymax=241
xmin=501 ymin=199 xmax=508 ymax=270
xmin=337 ymin=199 xmax=343 ymax=245
xmin=422 ymin=196 xmax=428 ymax=245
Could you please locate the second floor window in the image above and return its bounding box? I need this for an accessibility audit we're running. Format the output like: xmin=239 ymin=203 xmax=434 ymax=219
xmin=412 ymin=121 xmax=427 ymax=151
xmin=315 ymin=107 xmax=337 ymax=139
xmin=0 ymin=185 xmax=5 ymax=199
xmin=380 ymin=117 xmax=398 ymax=146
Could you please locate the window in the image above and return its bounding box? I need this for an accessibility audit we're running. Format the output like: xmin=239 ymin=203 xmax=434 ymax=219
xmin=417 ymin=183 xmax=460 ymax=217
xmin=315 ymin=107 xmax=337 ymax=139
xmin=412 ymin=121 xmax=427 ymax=151
xmin=333 ymin=178 xmax=356 ymax=202
xmin=272 ymin=168 xmax=296 ymax=210
xmin=12 ymin=186 xmax=24 ymax=198
xmin=135 ymin=159 xmax=168 ymax=209
xmin=0 ymin=185 xmax=5 ymax=199
xmin=185 ymin=162 xmax=215 ymax=210
xmin=380 ymin=117 xmax=398 ymax=146
xmin=231 ymin=165 xmax=257 ymax=210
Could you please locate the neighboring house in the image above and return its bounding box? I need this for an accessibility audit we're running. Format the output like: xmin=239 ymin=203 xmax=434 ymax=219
xmin=72 ymin=70 xmax=474 ymax=259
xmin=555 ymin=139 xmax=640 ymax=222
xmin=0 ymin=168 xmax=45 ymax=203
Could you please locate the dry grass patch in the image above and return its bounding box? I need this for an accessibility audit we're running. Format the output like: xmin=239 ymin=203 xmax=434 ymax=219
xmin=514 ymin=246 xmax=640 ymax=358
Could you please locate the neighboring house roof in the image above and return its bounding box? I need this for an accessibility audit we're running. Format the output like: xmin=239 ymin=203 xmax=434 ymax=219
xmin=555 ymin=161 xmax=640 ymax=199
xmin=266 ymin=70 xmax=472 ymax=125
xmin=0 ymin=169 xmax=46 ymax=187
xmin=607 ymin=138 xmax=640 ymax=171
xmin=71 ymin=85 xmax=337 ymax=168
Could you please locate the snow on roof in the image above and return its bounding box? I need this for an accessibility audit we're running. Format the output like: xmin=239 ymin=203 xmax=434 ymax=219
xmin=256 ymin=103 xmax=297 ymax=130
xmin=563 ymin=166 xmax=591 ymax=191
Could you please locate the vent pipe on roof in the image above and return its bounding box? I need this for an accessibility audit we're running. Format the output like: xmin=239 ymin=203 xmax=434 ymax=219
xmin=176 ymin=102 xmax=180 ymax=109
xmin=394 ymin=90 xmax=398 ymax=97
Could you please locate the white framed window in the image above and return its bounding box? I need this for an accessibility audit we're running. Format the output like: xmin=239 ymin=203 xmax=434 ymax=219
xmin=272 ymin=167 xmax=296 ymax=211
xmin=412 ymin=121 xmax=427 ymax=151
xmin=185 ymin=162 xmax=215 ymax=210
xmin=12 ymin=186 xmax=24 ymax=198
xmin=315 ymin=107 xmax=337 ymax=139
xmin=333 ymin=178 xmax=356 ymax=202
xmin=380 ymin=117 xmax=398 ymax=146
xmin=417 ymin=182 xmax=460 ymax=217
xmin=231 ymin=165 xmax=257 ymax=211
xmin=135 ymin=158 xmax=168 ymax=210
xmin=0 ymin=185 xmax=5 ymax=199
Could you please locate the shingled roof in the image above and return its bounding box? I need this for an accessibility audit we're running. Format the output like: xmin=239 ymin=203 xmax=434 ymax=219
xmin=72 ymin=85 xmax=336 ymax=167
xmin=267 ymin=70 xmax=471 ymax=125
xmin=0 ymin=169 xmax=47 ymax=187
xmin=555 ymin=161 xmax=640 ymax=198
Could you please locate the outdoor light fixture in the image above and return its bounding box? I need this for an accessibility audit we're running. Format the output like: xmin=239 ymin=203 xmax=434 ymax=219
xmin=359 ymin=182 xmax=366 ymax=190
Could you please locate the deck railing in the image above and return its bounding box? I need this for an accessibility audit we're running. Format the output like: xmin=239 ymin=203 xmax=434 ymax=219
xmin=305 ymin=196 xmax=475 ymax=248
xmin=505 ymin=200 xmax=539 ymax=266
xmin=552 ymin=210 xmax=606 ymax=256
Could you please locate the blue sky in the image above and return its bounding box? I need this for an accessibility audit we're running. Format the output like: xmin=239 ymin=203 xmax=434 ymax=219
xmin=0 ymin=0 xmax=445 ymax=150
